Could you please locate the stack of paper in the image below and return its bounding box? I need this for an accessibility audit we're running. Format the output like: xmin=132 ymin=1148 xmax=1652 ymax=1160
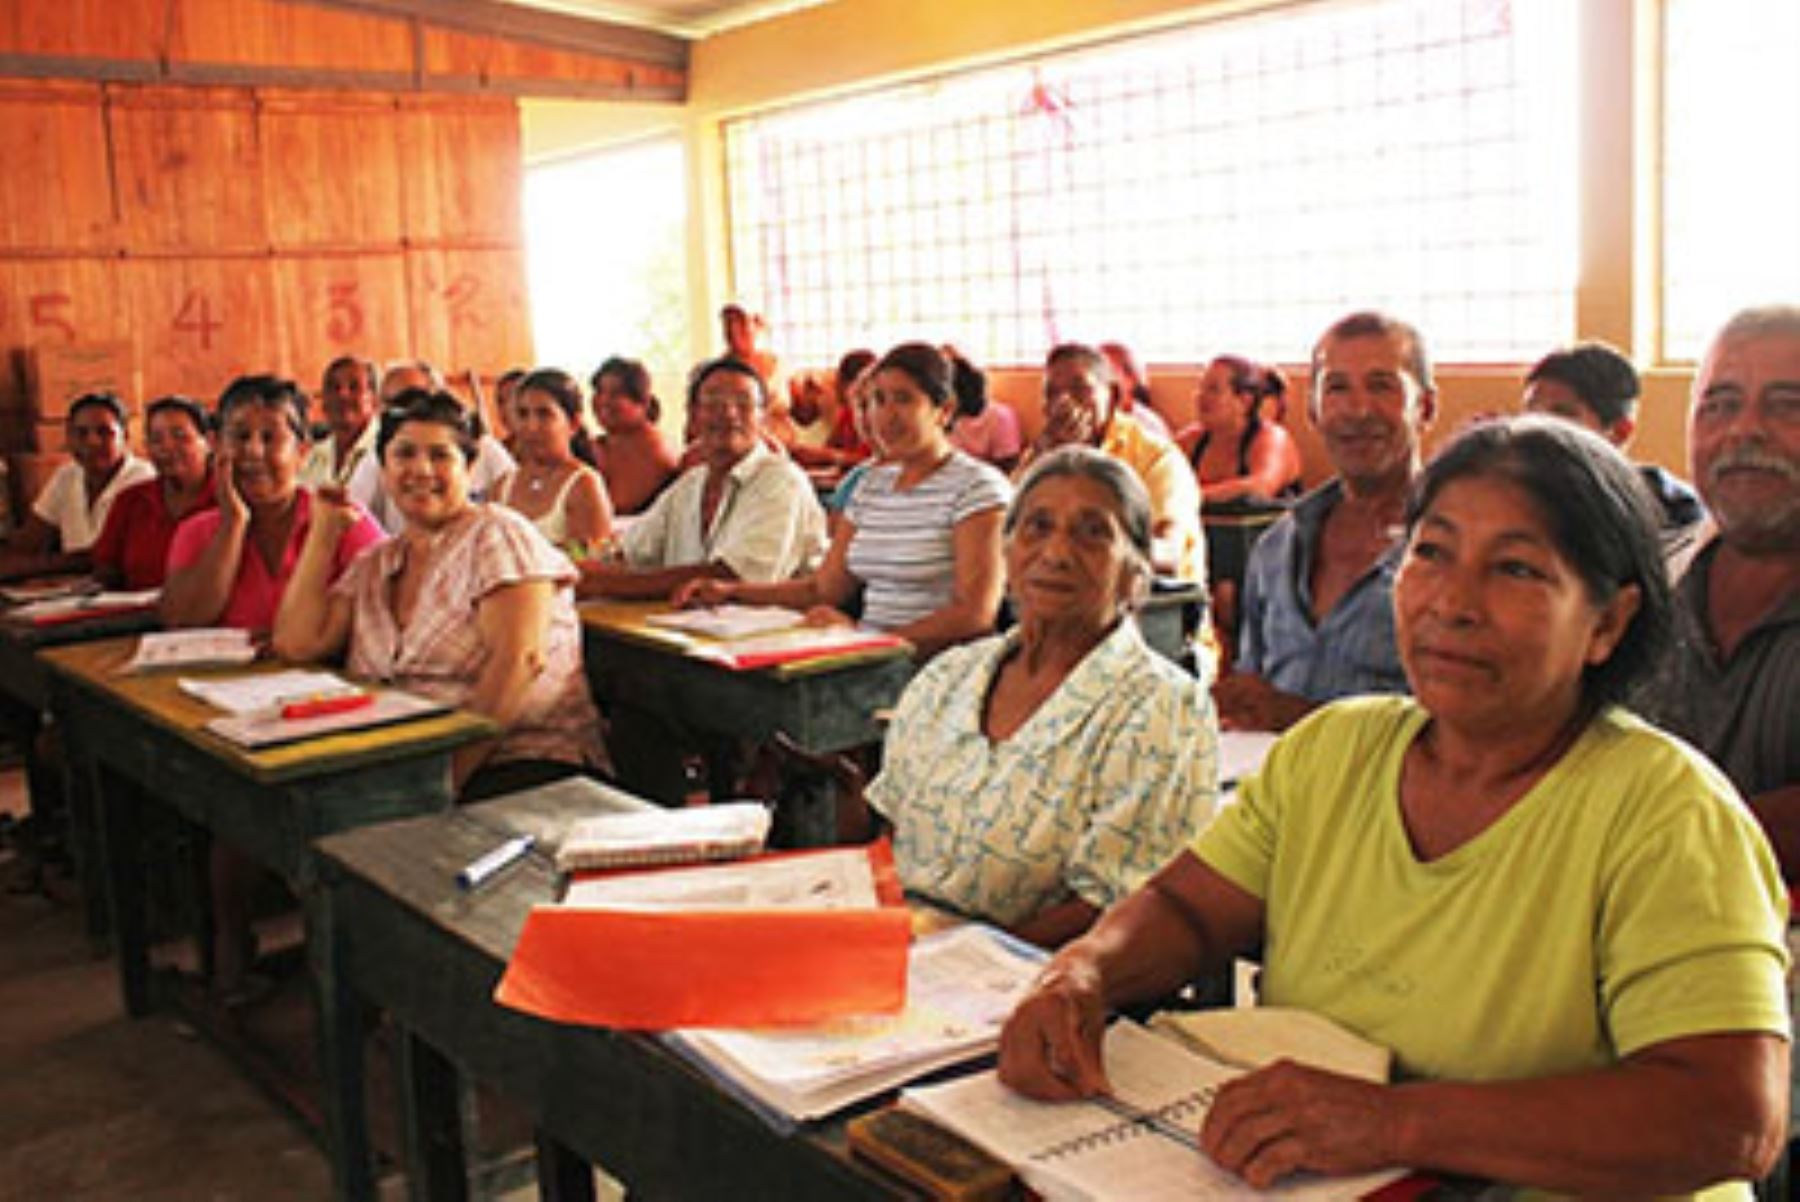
xmin=670 ymin=924 xmax=1043 ymax=1121
xmin=684 ymin=624 xmax=908 ymax=671
xmin=7 ymin=588 xmax=158 ymax=624
xmin=496 ymin=843 xmax=911 ymax=1030
xmin=644 ymin=604 xmax=805 ymax=640
xmin=126 ymin=628 xmax=257 ymax=671
xmin=554 ymin=801 xmax=772 ymax=873
xmin=0 ymin=577 xmax=98 ymax=606
xmin=179 ymin=669 xmax=357 ymax=716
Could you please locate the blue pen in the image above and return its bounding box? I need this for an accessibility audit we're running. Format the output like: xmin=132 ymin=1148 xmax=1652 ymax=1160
xmin=456 ymin=834 xmax=536 ymax=890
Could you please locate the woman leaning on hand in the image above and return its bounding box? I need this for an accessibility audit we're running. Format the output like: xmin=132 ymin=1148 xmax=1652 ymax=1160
xmin=858 ymin=446 xmax=1220 ymax=949
xmin=273 ymin=390 xmax=605 ymax=801
xmin=999 ymin=415 xmax=1789 ymax=1198
xmin=161 ymin=375 xmax=385 ymax=633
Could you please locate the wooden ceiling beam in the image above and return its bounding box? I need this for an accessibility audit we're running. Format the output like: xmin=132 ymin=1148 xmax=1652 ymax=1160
xmin=292 ymin=0 xmax=690 ymax=69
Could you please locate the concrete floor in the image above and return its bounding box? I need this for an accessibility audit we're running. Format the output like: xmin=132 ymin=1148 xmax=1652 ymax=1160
xmin=0 ymin=765 xmax=345 ymax=1202
xmin=0 ymin=768 xmax=615 ymax=1202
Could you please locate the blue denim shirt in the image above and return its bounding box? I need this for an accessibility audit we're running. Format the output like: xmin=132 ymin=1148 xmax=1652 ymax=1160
xmin=1237 ymin=479 xmax=1409 ymax=702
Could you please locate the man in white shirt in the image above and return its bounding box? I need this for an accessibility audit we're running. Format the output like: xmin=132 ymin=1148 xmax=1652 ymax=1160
xmin=299 ymin=356 xmax=379 ymax=489
xmin=346 ymin=360 xmax=515 ymax=530
xmin=579 ymin=356 xmax=826 ymax=599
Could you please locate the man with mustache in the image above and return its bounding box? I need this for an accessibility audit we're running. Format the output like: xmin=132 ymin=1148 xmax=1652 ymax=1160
xmin=1212 ymin=311 xmax=1429 ymax=731
xmin=1647 ymin=305 xmax=1800 ymax=878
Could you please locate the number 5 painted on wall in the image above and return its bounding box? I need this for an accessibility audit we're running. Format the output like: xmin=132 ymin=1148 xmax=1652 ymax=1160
xmin=29 ymin=293 xmax=77 ymax=342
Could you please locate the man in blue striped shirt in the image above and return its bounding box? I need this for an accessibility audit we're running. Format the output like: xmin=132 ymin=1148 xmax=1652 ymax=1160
xmin=1212 ymin=311 xmax=1431 ymax=731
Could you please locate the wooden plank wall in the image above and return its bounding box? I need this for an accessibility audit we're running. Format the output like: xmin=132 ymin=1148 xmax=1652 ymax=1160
xmin=0 ymin=0 xmax=685 ymax=514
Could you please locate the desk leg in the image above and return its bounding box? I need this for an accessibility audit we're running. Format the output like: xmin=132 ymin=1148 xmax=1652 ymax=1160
xmin=310 ymin=887 xmax=376 ymax=1202
xmin=395 ymin=1028 xmax=468 ymax=1202
xmin=533 ymin=1133 xmax=596 ymax=1202
xmin=777 ymin=770 xmax=839 ymax=849
xmin=59 ymin=720 xmax=110 ymax=948
xmin=95 ymin=761 xmax=150 ymax=1016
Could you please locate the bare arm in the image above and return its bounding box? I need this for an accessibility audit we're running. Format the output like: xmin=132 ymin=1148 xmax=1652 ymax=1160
xmin=160 ymin=448 xmax=248 ymax=627
xmin=1203 ymin=1034 xmax=1786 ymax=1196
xmin=998 ymin=851 xmax=1265 ymax=1099
xmin=887 ymin=506 xmax=1005 ymax=659
xmin=1211 ymin=671 xmax=1318 ymax=732
xmin=564 ymin=470 xmax=614 ymax=548
xmin=579 ymin=558 xmax=732 ymax=601
xmin=1202 ymin=425 xmax=1297 ymax=504
xmin=1009 ymin=897 xmax=1102 ymax=951
xmin=676 ymin=520 xmax=858 ymax=612
xmin=270 ymin=490 xmax=357 ymax=663
xmin=451 ymin=579 xmax=556 ymax=789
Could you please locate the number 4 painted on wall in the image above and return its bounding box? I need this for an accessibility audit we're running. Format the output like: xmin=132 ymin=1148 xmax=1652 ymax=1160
xmin=173 ymin=290 xmax=223 ymax=350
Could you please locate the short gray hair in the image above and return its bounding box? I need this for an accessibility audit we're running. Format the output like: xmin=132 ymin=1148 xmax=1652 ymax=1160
xmin=1711 ymin=304 xmax=1800 ymax=347
xmin=1007 ymin=446 xmax=1155 ymax=595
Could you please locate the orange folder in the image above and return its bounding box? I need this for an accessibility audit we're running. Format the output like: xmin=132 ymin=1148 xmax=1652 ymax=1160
xmin=495 ymin=841 xmax=911 ymax=1030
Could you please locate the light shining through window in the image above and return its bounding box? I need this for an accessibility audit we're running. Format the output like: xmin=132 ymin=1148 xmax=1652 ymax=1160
xmin=725 ymin=0 xmax=1575 ymax=368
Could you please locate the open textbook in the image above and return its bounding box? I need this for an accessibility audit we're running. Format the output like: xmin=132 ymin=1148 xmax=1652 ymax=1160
xmin=902 ymin=1019 xmax=1401 ymax=1202
xmin=669 ymin=923 xmax=1043 ymax=1122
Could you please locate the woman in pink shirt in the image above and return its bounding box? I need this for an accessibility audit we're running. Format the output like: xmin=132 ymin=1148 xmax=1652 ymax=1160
xmin=162 ymin=375 xmax=383 ymax=635
xmin=159 ymin=374 xmax=383 ymax=1005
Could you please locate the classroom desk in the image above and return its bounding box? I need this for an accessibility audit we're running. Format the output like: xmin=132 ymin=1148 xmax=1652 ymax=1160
xmin=41 ymin=636 xmax=497 ymax=1172
xmin=0 ymin=604 xmax=159 ymax=936
xmin=313 ymin=779 xmax=914 ymax=1202
xmin=580 ymin=600 xmax=916 ymax=842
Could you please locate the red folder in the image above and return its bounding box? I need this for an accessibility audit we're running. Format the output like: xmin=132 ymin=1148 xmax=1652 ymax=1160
xmin=495 ymin=841 xmax=911 ymax=1030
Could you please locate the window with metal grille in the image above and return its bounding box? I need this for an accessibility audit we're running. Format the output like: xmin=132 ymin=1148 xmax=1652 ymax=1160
xmin=724 ymin=0 xmax=1574 ymax=368
xmin=1660 ymin=0 xmax=1800 ymax=361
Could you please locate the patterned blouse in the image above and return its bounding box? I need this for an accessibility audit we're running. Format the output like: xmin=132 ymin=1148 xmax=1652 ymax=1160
xmin=866 ymin=619 xmax=1220 ymax=928
xmin=332 ymin=504 xmax=605 ymax=771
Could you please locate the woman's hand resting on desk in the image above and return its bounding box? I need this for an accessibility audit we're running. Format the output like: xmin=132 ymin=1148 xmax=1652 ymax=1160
xmin=1202 ymin=1060 xmax=1402 ymax=1188
xmin=673 ymin=577 xmax=736 ymax=608
xmin=996 ymin=957 xmax=1112 ymax=1101
xmin=800 ymin=605 xmax=854 ymax=629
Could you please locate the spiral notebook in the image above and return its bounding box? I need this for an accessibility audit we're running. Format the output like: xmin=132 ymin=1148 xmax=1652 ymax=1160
xmin=901 ymin=1019 xmax=1400 ymax=1202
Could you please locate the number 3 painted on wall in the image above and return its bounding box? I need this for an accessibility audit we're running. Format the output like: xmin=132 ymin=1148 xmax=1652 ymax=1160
xmin=326 ymin=281 xmax=364 ymax=342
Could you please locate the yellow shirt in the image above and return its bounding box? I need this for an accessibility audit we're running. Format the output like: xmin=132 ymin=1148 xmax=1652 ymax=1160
xmin=1196 ymin=697 xmax=1788 ymax=1198
xmin=1099 ymin=412 xmax=1205 ymax=583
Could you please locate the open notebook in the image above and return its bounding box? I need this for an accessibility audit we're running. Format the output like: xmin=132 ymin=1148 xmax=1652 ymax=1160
xmin=902 ymin=1019 xmax=1400 ymax=1202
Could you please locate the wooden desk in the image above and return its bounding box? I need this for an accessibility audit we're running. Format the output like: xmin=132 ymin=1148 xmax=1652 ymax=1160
xmin=580 ymin=601 xmax=916 ymax=842
xmin=0 ymin=606 xmax=159 ymax=936
xmin=313 ymin=780 xmax=913 ymax=1202
xmin=40 ymin=637 xmax=496 ymax=1181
